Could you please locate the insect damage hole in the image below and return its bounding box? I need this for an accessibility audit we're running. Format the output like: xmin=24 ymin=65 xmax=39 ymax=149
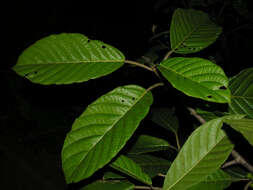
xmin=219 ymin=86 xmax=227 ymax=90
xmin=121 ymin=99 xmax=125 ymax=103
xmin=101 ymin=45 xmax=106 ymax=49
xmin=207 ymin=95 xmax=212 ymax=99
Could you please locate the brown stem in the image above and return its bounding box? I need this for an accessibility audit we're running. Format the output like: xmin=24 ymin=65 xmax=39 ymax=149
xmin=125 ymin=60 xmax=153 ymax=72
xmin=244 ymin=181 xmax=252 ymax=190
xmin=187 ymin=107 xmax=253 ymax=174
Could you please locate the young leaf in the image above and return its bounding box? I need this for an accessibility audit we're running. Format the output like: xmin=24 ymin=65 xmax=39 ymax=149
xmin=128 ymin=154 xmax=171 ymax=178
xmin=110 ymin=155 xmax=152 ymax=185
xmin=61 ymin=85 xmax=153 ymax=183
xmin=12 ymin=33 xmax=125 ymax=85
xmin=163 ymin=118 xmax=234 ymax=190
xmin=128 ymin=135 xmax=170 ymax=155
xmin=158 ymin=57 xmax=230 ymax=103
xmin=228 ymin=68 xmax=253 ymax=119
xmin=151 ymin=107 xmax=179 ymax=133
xmin=170 ymin=8 xmax=222 ymax=54
xmin=80 ymin=180 xmax=134 ymax=190
xmin=187 ymin=169 xmax=232 ymax=190
xmin=224 ymin=118 xmax=253 ymax=146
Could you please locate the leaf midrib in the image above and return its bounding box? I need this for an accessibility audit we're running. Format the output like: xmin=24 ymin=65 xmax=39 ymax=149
xmin=70 ymin=87 xmax=150 ymax=180
xmin=159 ymin=64 xmax=228 ymax=101
xmin=165 ymin=127 xmax=225 ymax=190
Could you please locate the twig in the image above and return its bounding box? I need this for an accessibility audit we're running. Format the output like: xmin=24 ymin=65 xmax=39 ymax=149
xmin=187 ymin=107 xmax=253 ymax=174
xmin=174 ymin=132 xmax=181 ymax=150
xmin=244 ymin=180 xmax=252 ymax=190
xmin=146 ymin=83 xmax=164 ymax=92
xmin=231 ymin=150 xmax=253 ymax=174
xmin=125 ymin=60 xmax=153 ymax=72
xmin=222 ymin=160 xmax=238 ymax=168
xmin=157 ymin=173 xmax=166 ymax=178
xmin=149 ymin=30 xmax=170 ymax=42
xmin=163 ymin=50 xmax=174 ymax=60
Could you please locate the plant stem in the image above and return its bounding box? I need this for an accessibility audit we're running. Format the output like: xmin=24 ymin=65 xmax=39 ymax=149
xmin=146 ymin=82 xmax=164 ymax=92
xmin=174 ymin=132 xmax=181 ymax=150
xmin=244 ymin=180 xmax=252 ymax=190
xmin=158 ymin=173 xmax=166 ymax=178
xmin=125 ymin=60 xmax=153 ymax=72
xmin=187 ymin=107 xmax=253 ymax=174
xmin=222 ymin=160 xmax=238 ymax=168
xmin=135 ymin=185 xmax=162 ymax=190
xmin=163 ymin=49 xmax=174 ymax=60
xmin=149 ymin=30 xmax=170 ymax=42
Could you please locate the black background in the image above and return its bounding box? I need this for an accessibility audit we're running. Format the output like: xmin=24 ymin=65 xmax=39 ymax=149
xmin=2 ymin=0 xmax=253 ymax=189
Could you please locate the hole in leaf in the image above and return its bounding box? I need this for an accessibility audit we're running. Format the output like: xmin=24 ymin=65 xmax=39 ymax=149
xmin=207 ymin=95 xmax=212 ymax=98
xmin=87 ymin=39 xmax=90 ymax=43
xmin=102 ymin=45 xmax=106 ymax=49
xmin=219 ymin=86 xmax=227 ymax=90
xmin=121 ymin=99 xmax=125 ymax=103
xmin=132 ymin=97 xmax=136 ymax=100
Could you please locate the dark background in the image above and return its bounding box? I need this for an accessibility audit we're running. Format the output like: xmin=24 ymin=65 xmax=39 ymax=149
xmin=1 ymin=0 xmax=253 ymax=189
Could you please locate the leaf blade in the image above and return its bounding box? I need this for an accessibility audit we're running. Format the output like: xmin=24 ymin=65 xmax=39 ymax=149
xmin=187 ymin=169 xmax=232 ymax=190
xmin=163 ymin=118 xmax=234 ymax=190
xmin=224 ymin=118 xmax=253 ymax=146
xmin=13 ymin=33 xmax=125 ymax=85
xmin=228 ymin=68 xmax=253 ymax=119
xmin=158 ymin=57 xmax=230 ymax=103
xmin=128 ymin=135 xmax=170 ymax=155
xmin=170 ymin=8 xmax=222 ymax=54
xmin=151 ymin=107 xmax=179 ymax=133
xmin=110 ymin=155 xmax=152 ymax=185
xmin=128 ymin=154 xmax=171 ymax=178
xmin=61 ymin=85 xmax=153 ymax=183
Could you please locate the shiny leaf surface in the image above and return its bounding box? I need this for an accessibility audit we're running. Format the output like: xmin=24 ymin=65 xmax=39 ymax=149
xmin=13 ymin=33 xmax=125 ymax=85
xmin=229 ymin=68 xmax=253 ymax=119
xmin=163 ymin=118 xmax=234 ymax=190
xmin=110 ymin=155 xmax=152 ymax=185
xmin=170 ymin=8 xmax=222 ymax=54
xmin=158 ymin=57 xmax=230 ymax=103
xmin=61 ymin=85 xmax=153 ymax=183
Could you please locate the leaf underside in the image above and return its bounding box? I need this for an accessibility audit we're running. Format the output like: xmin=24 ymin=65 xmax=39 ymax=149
xmin=151 ymin=107 xmax=179 ymax=133
xmin=13 ymin=33 xmax=125 ymax=85
xmin=158 ymin=57 xmax=230 ymax=103
xmin=163 ymin=118 xmax=233 ymax=190
xmin=110 ymin=155 xmax=152 ymax=185
xmin=61 ymin=85 xmax=153 ymax=183
xmin=188 ymin=169 xmax=232 ymax=190
xmin=228 ymin=68 xmax=253 ymax=119
xmin=128 ymin=154 xmax=171 ymax=178
xmin=224 ymin=118 xmax=253 ymax=146
xmin=170 ymin=8 xmax=222 ymax=54
xmin=128 ymin=135 xmax=170 ymax=155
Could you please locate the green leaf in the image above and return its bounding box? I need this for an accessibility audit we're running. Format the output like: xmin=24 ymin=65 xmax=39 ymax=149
xmin=151 ymin=107 xmax=179 ymax=133
xmin=110 ymin=155 xmax=152 ymax=185
xmin=12 ymin=33 xmax=125 ymax=85
xmin=103 ymin=171 xmax=126 ymax=180
xmin=187 ymin=169 xmax=232 ymax=190
xmin=158 ymin=57 xmax=230 ymax=103
xmin=224 ymin=118 xmax=253 ymax=146
xmin=128 ymin=154 xmax=171 ymax=178
xmin=61 ymin=85 xmax=153 ymax=183
xmin=80 ymin=180 xmax=134 ymax=190
xmin=228 ymin=68 xmax=253 ymax=119
xmin=128 ymin=135 xmax=170 ymax=155
xmin=163 ymin=118 xmax=234 ymax=190
xmin=170 ymin=8 xmax=222 ymax=54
